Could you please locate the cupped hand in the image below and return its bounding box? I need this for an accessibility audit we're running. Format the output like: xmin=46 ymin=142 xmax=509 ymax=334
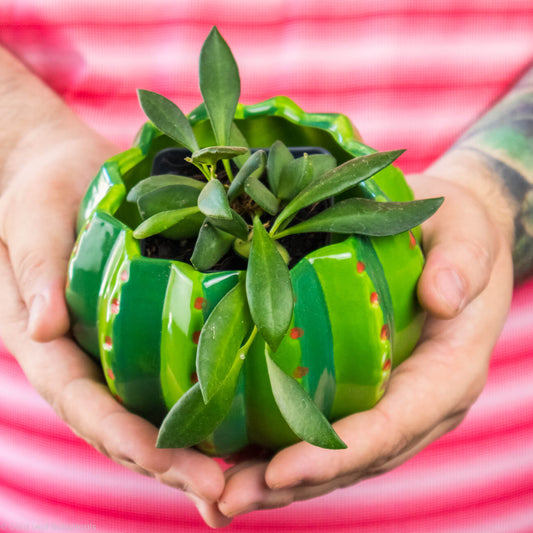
xmin=0 ymin=120 xmax=231 ymax=528
xmin=217 ymin=163 xmax=515 ymax=519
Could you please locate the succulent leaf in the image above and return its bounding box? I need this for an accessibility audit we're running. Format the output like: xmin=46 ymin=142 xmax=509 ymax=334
xmin=137 ymin=89 xmax=199 ymax=153
xmin=247 ymin=217 xmax=294 ymax=351
xmin=199 ymin=26 xmax=240 ymax=146
xmin=308 ymin=153 xmax=337 ymax=181
xmin=157 ymin=358 xmax=243 ymax=449
xmin=190 ymin=146 xmax=248 ymax=166
xmin=276 ymin=197 xmax=445 ymax=238
xmin=133 ymin=207 xmax=202 ymax=240
xmin=198 ymin=179 xmax=233 ymax=220
xmin=244 ymin=178 xmax=280 ymax=215
xmin=227 ymin=150 xmax=267 ymax=201
xmin=273 ymin=150 xmax=405 ymax=234
xmin=190 ymin=220 xmax=235 ymax=271
xmin=127 ymin=174 xmax=204 ymax=203
xmin=208 ymin=209 xmax=249 ymax=241
xmin=265 ymin=352 xmax=347 ymax=450
xmin=277 ymin=153 xmax=314 ymax=201
xmin=137 ymin=184 xmax=202 ymax=221
xmin=267 ymin=140 xmax=294 ymax=195
xmin=197 ymin=279 xmax=252 ymax=402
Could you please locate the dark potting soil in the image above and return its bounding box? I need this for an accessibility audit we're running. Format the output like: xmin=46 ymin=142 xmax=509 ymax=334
xmin=139 ymin=146 xmax=332 ymax=271
xmin=140 ymin=200 xmax=331 ymax=271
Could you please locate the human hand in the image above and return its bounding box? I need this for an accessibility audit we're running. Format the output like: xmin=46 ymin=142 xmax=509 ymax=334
xmin=0 ymin=117 xmax=232 ymax=528
xmin=216 ymin=155 xmax=514 ymax=519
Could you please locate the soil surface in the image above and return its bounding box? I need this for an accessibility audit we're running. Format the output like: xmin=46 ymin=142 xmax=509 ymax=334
xmin=139 ymin=147 xmax=332 ymax=270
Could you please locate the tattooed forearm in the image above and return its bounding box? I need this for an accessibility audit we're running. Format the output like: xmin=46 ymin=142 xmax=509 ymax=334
xmin=447 ymin=63 xmax=533 ymax=282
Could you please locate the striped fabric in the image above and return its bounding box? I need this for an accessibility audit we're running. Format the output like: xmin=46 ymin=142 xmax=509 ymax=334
xmin=1 ymin=1 xmax=533 ymax=531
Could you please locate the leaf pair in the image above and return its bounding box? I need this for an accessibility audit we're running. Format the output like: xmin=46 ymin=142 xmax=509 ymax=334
xmin=275 ymin=197 xmax=444 ymax=239
xmin=128 ymin=175 xmax=205 ymax=239
xmin=272 ymin=150 xmax=406 ymax=235
xmin=267 ymin=141 xmax=336 ymax=201
xmin=138 ymin=26 xmax=239 ymax=152
xmin=158 ymin=280 xmax=251 ymax=448
xmin=158 ymin=278 xmax=345 ymax=451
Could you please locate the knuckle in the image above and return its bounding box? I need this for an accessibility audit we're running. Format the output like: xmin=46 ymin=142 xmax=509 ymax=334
xmin=14 ymin=249 xmax=48 ymax=300
xmin=462 ymin=238 xmax=492 ymax=276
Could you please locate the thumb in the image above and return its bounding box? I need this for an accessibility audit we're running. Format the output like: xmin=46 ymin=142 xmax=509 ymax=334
xmin=414 ymin=178 xmax=498 ymax=319
xmin=0 ymin=181 xmax=75 ymax=342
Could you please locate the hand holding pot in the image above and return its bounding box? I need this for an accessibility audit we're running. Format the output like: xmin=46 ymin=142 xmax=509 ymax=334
xmin=0 ymin=48 xmax=231 ymax=529
xmin=217 ymin=158 xmax=515 ymax=519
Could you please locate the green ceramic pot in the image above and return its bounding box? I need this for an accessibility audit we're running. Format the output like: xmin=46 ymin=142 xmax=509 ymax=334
xmin=66 ymin=96 xmax=425 ymax=455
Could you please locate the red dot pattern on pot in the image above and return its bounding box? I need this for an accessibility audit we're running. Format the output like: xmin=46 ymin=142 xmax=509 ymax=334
xmin=120 ymin=268 xmax=129 ymax=282
xmin=103 ymin=336 xmax=113 ymax=351
xmin=107 ymin=367 xmax=115 ymax=380
xmin=357 ymin=261 xmax=365 ymax=273
xmin=290 ymin=327 xmax=304 ymax=339
xmin=293 ymin=366 xmax=309 ymax=379
xmin=192 ymin=331 xmax=201 ymax=344
xmin=409 ymin=231 xmax=417 ymax=249
xmin=370 ymin=292 xmax=379 ymax=306
xmin=380 ymin=324 xmax=390 ymax=341
xmin=190 ymin=371 xmax=199 ymax=384
xmin=111 ymin=298 xmax=120 ymax=314
xmin=194 ymin=297 xmax=206 ymax=310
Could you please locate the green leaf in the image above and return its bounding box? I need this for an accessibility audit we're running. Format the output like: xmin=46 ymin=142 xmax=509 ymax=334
xmin=133 ymin=207 xmax=202 ymax=239
xmin=198 ymin=179 xmax=232 ymax=220
xmin=233 ymin=237 xmax=251 ymax=259
xmin=247 ymin=217 xmax=294 ymax=351
xmin=227 ymin=150 xmax=266 ymax=201
xmin=190 ymin=220 xmax=234 ymax=271
xmin=190 ymin=146 xmax=248 ymax=166
xmin=127 ymin=174 xmax=204 ymax=203
xmin=267 ymin=140 xmax=294 ymax=195
xmin=137 ymin=89 xmax=199 ymax=153
xmin=137 ymin=184 xmax=202 ymax=220
xmin=208 ymin=209 xmax=249 ymax=240
xmin=245 ymin=178 xmax=280 ymax=215
xmin=308 ymin=153 xmax=337 ymax=180
xmin=273 ymin=150 xmax=405 ymax=234
xmin=277 ymin=153 xmax=314 ymax=201
xmin=197 ymin=279 xmax=252 ymax=402
xmin=199 ymin=26 xmax=240 ymax=146
xmin=157 ymin=357 xmax=242 ymax=449
xmin=275 ymin=197 xmax=444 ymax=238
xmin=230 ymin=123 xmax=251 ymax=168
xmin=265 ymin=352 xmax=347 ymax=450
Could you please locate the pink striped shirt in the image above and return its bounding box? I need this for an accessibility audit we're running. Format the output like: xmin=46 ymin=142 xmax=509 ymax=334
xmin=1 ymin=1 xmax=532 ymax=531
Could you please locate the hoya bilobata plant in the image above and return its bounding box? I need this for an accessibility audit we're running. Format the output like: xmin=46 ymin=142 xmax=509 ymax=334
xmin=130 ymin=27 xmax=443 ymax=450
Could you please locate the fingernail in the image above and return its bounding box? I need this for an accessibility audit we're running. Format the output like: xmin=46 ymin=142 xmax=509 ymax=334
xmin=28 ymin=293 xmax=46 ymax=337
xmin=435 ymin=269 xmax=465 ymax=313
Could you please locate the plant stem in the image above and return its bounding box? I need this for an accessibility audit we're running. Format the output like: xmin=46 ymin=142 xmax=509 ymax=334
xmin=238 ymin=326 xmax=258 ymax=360
xmin=223 ymin=159 xmax=234 ymax=182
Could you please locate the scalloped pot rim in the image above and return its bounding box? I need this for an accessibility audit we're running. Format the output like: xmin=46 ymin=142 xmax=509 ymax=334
xmin=66 ymin=95 xmax=425 ymax=455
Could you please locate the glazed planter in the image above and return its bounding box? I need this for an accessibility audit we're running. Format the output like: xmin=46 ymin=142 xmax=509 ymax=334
xmin=66 ymin=96 xmax=425 ymax=455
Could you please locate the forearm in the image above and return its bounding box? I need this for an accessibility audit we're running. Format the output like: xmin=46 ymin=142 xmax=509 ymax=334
xmin=428 ymin=63 xmax=533 ymax=282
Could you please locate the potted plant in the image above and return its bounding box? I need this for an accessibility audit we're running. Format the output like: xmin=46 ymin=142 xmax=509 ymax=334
xmin=66 ymin=27 xmax=442 ymax=456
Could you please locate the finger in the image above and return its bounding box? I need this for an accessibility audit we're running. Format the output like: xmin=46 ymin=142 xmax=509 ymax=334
xmin=219 ymin=411 xmax=465 ymax=518
xmin=0 ymin=134 xmax=116 ymax=343
xmin=411 ymin=176 xmax=497 ymax=318
xmin=0 ymin=242 xmax=227 ymax=508
xmin=186 ymin=493 xmax=233 ymax=529
xmin=261 ymin=249 xmax=511 ymax=491
xmin=0 ymin=175 xmax=76 ymax=342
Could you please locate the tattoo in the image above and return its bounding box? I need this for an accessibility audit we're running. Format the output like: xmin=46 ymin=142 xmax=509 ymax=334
xmin=451 ymin=63 xmax=533 ymax=282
